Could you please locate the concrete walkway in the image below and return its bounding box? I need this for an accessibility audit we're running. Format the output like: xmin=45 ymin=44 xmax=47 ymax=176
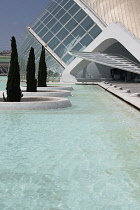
xmin=98 ymin=82 xmax=140 ymax=110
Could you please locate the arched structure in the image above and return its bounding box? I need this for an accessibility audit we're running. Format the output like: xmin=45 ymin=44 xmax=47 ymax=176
xmin=18 ymin=0 xmax=140 ymax=82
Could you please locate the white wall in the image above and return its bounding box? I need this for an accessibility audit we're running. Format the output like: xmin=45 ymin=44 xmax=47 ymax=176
xmin=61 ymin=23 xmax=140 ymax=83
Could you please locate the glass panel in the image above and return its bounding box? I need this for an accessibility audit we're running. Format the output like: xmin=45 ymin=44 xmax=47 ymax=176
xmin=40 ymin=11 xmax=49 ymax=21
xmin=38 ymin=26 xmax=48 ymax=38
xmin=42 ymin=31 xmax=53 ymax=43
xmin=51 ymin=22 xmax=62 ymax=34
xmin=38 ymin=10 xmax=47 ymax=20
xmin=80 ymin=34 xmax=93 ymax=47
xmin=89 ymin=25 xmax=102 ymax=39
xmin=62 ymin=54 xmax=74 ymax=64
xmin=30 ymin=19 xmax=38 ymax=28
xmin=49 ymin=2 xmax=58 ymax=13
xmin=59 ymin=13 xmax=71 ymax=25
xmin=72 ymin=43 xmax=83 ymax=51
xmin=68 ymin=4 xmax=80 ymax=16
xmin=47 ymin=1 xmax=56 ymax=11
xmin=72 ymin=26 xmax=85 ymax=40
xmin=74 ymin=10 xmax=86 ymax=22
xmin=46 ymin=18 xmax=57 ymax=29
xmin=63 ymin=35 xmax=75 ymax=48
xmin=48 ymin=37 xmax=60 ymax=49
xmin=54 ymin=44 xmax=67 ymax=57
xmin=56 ymin=28 xmax=69 ymax=41
xmin=32 ymin=21 xmax=41 ymax=31
xmin=60 ymin=0 xmax=68 ymax=7
xmin=34 ymin=23 xmax=44 ymax=34
xmin=56 ymin=0 xmax=63 ymax=3
xmin=81 ymin=17 xmax=94 ymax=31
xmin=55 ymin=8 xmax=65 ymax=20
xmin=51 ymin=5 xmax=61 ymax=16
xmin=65 ymin=19 xmax=78 ymax=31
xmin=64 ymin=0 xmax=74 ymax=10
xmin=43 ymin=14 xmax=53 ymax=25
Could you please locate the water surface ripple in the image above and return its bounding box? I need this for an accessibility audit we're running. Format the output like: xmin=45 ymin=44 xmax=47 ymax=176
xmin=0 ymin=78 xmax=140 ymax=209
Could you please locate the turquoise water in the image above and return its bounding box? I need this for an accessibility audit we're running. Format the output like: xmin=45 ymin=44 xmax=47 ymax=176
xmin=0 ymin=77 xmax=140 ymax=209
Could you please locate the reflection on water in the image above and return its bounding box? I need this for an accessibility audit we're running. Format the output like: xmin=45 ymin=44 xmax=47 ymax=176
xmin=0 ymin=76 xmax=7 ymax=91
xmin=0 ymin=79 xmax=140 ymax=209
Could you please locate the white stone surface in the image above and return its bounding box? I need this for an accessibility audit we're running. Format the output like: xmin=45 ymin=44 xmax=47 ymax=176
xmin=0 ymin=97 xmax=72 ymax=110
xmin=98 ymin=82 xmax=140 ymax=110
xmin=122 ymin=89 xmax=131 ymax=93
xmin=61 ymin=22 xmax=140 ymax=82
xmin=75 ymin=82 xmax=95 ymax=85
xmin=20 ymin=89 xmax=72 ymax=97
xmin=21 ymin=86 xmax=74 ymax=91
xmin=130 ymin=93 xmax=140 ymax=97
xmin=116 ymin=87 xmax=123 ymax=90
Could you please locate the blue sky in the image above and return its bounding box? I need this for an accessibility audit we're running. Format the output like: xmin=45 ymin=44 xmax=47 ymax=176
xmin=0 ymin=0 xmax=51 ymax=51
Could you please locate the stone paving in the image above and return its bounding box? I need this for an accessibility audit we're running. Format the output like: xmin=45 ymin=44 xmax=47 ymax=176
xmin=110 ymin=82 xmax=140 ymax=93
xmin=98 ymin=82 xmax=140 ymax=110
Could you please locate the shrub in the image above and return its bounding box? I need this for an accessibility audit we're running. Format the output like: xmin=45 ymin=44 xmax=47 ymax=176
xmin=26 ymin=47 xmax=37 ymax=92
xmin=5 ymin=36 xmax=22 ymax=102
xmin=38 ymin=46 xmax=47 ymax=87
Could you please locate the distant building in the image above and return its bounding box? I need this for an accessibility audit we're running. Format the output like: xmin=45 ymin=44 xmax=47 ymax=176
xmin=0 ymin=51 xmax=11 ymax=56
xmin=18 ymin=0 xmax=140 ymax=82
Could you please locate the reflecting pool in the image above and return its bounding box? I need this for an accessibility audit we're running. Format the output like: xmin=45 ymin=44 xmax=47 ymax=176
xmin=0 ymin=77 xmax=140 ymax=209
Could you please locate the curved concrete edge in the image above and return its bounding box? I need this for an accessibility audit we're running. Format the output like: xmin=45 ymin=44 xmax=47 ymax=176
xmin=98 ymin=82 xmax=140 ymax=110
xmin=21 ymin=86 xmax=74 ymax=91
xmin=20 ymin=90 xmax=72 ymax=97
xmin=75 ymin=82 xmax=96 ymax=85
xmin=41 ymin=86 xmax=74 ymax=91
xmin=61 ymin=22 xmax=140 ymax=83
xmin=0 ymin=97 xmax=72 ymax=110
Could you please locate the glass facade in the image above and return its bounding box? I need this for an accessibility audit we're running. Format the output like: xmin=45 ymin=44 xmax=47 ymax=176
xmin=18 ymin=0 xmax=102 ymax=78
xmin=18 ymin=31 xmax=64 ymax=80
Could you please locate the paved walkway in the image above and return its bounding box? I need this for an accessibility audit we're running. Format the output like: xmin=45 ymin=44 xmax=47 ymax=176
xmin=110 ymin=82 xmax=140 ymax=93
xmin=98 ymin=82 xmax=140 ymax=110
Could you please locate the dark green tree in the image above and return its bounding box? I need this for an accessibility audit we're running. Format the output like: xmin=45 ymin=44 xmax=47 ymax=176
xmin=38 ymin=46 xmax=47 ymax=87
xmin=26 ymin=47 xmax=37 ymax=92
xmin=5 ymin=36 xmax=22 ymax=102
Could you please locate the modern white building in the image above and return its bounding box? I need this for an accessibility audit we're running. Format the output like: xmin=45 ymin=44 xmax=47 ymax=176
xmin=18 ymin=0 xmax=140 ymax=83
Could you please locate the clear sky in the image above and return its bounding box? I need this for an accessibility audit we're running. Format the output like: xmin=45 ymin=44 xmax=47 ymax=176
xmin=0 ymin=0 xmax=51 ymax=51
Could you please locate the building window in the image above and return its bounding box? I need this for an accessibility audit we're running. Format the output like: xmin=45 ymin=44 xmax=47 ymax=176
xmin=48 ymin=37 xmax=60 ymax=49
xmin=54 ymin=44 xmax=67 ymax=57
xmin=56 ymin=28 xmax=69 ymax=41
xmin=74 ymin=9 xmax=86 ymax=22
xmin=65 ymin=19 xmax=78 ymax=31
xmin=81 ymin=17 xmax=94 ymax=31
xmin=89 ymin=25 xmax=102 ymax=39
xmin=42 ymin=31 xmax=53 ymax=43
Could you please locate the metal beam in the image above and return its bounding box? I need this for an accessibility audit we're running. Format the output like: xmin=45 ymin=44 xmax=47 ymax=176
xmin=69 ymin=51 xmax=140 ymax=74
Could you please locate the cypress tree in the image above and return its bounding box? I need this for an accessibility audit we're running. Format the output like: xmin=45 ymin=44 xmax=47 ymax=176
xmin=26 ymin=47 xmax=37 ymax=92
xmin=5 ymin=36 xmax=22 ymax=102
xmin=38 ymin=46 xmax=47 ymax=87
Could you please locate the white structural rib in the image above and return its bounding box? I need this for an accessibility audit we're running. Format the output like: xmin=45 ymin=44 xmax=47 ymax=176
xmin=69 ymin=51 xmax=140 ymax=75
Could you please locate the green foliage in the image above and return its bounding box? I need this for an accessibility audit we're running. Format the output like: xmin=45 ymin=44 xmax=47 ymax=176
xmin=38 ymin=46 xmax=47 ymax=87
xmin=47 ymin=70 xmax=60 ymax=82
xmin=5 ymin=36 xmax=22 ymax=102
xmin=26 ymin=47 xmax=37 ymax=92
xmin=48 ymin=70 xmax=54 ymax=77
